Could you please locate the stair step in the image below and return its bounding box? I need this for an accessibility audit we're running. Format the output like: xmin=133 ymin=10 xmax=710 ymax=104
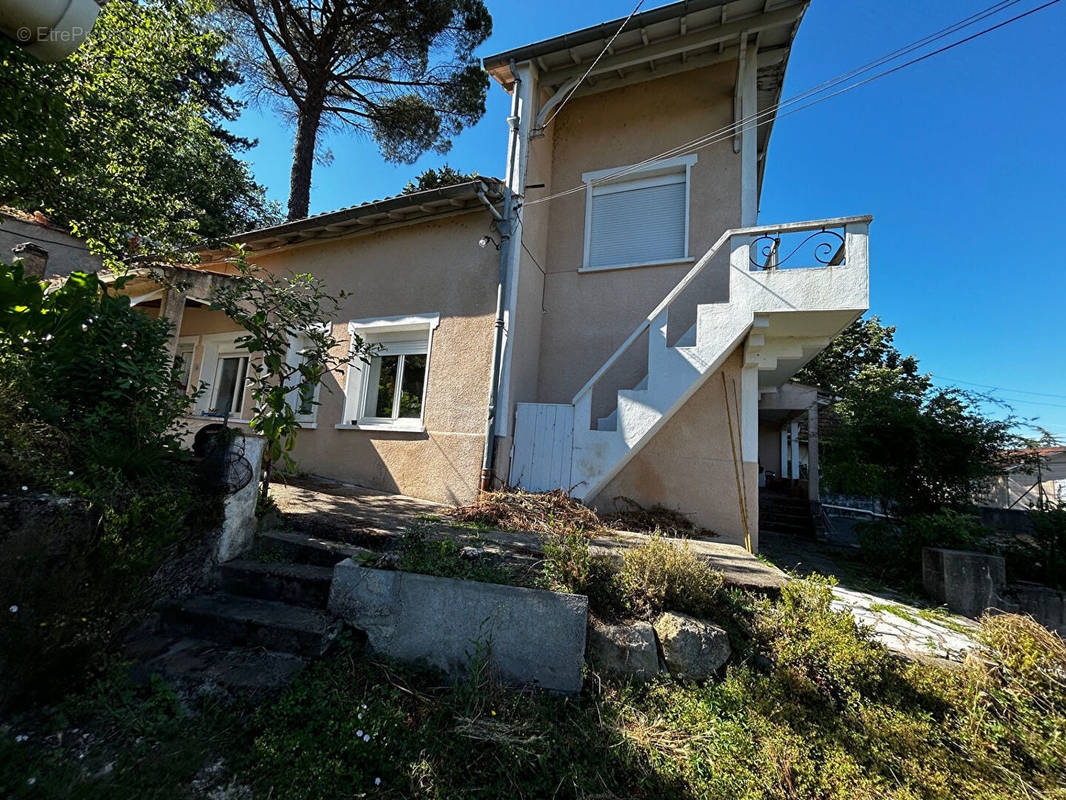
xmin=220 ymin=559 xmax=334 ymax=608
xmin=131 ymin=637 xmax=307 ymax=692
xmin=760 ymin=519 xmax=816 ymax=537
xmin=257 ymin=529 xmax=380 ymax=568
xmin=160 ymin=594 xmax=339 ymax=656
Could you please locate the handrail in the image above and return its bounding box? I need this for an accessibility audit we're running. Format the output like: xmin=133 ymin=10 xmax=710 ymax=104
xmin=571 ymin=215 xmax=873 ymax=405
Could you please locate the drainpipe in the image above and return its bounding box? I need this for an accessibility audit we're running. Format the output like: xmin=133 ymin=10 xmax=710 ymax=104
xmin=478 ymin=59 xmax=522 ymax=492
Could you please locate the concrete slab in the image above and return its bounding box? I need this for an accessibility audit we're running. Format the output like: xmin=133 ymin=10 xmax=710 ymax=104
xmin=329 ymin=561 xmax=588 ymax=693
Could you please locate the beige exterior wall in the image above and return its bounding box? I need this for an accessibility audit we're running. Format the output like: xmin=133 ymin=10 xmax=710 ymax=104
xmin=522 ymin=61 xmax=742 ymax=406
xmin=176 ymin=212 xmax=500 ymax=505
xmin=590 ymin=349 xmax=758 ymax=549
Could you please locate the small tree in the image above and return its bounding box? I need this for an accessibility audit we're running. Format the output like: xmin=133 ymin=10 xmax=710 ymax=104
xmin=208 ymin=250 xmax=375 ymax=497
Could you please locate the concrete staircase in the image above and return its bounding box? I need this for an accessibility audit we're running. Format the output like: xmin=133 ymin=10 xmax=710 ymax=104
xmin=758 ymin=492 xmax=816 ymax=538
xmin=128 ymin=531 xmax=375 ymax=691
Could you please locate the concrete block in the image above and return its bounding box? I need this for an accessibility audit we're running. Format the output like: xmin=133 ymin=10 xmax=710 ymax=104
xmin=329 ymin=561 xmax=588 ymax=693
xmin=922 ymin=547 xmax=1006 ymax=619
xmin=213 ymin=434 xmax=266 ymax=563
xmin=1003 ymin=583 xmax=1066 ymax=636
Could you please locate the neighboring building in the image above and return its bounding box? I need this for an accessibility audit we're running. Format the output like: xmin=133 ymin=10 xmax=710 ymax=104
xmin=0 ymin=206 xmax=102 ymax=277
xmin=982 ymin=447 xmax=1066 ymax=510
xmin=111 ymin=0 xmax=871 ymax=550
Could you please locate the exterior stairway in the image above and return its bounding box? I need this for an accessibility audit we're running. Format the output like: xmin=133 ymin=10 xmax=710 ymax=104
xmin=759 ymin=491 xmax=816 ymax=538
xmin=540 ymin=216 xmax=871 ymax=505
xmin=126 ymin=531 xmax=376 ymax=691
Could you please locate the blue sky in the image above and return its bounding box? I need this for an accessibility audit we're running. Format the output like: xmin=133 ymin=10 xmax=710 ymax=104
xmin=227 ymin=0 xmax=1066 ymax=441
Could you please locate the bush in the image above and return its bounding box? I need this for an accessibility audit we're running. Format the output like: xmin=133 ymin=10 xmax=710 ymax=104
xmin=857 ymin=509 xmax=990 ymax=584
xmin=616 ymin=536 xmax=725 ymax=619
xmin=0 ymin=264 xmax=221 ymax=709
xmin=1006 ymin=508 xmax=1066 ymax=589
xmin=753 ymin=576 xmax=891 ymax=706
xmin=540 ymin=531 xmax=724 ymax=620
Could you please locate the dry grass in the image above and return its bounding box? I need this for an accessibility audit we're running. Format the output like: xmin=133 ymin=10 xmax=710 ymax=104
xmin=446 ymin=487 xmax=607 ymax=533
xmin=601 ymin=496 xmax=718 ymax=539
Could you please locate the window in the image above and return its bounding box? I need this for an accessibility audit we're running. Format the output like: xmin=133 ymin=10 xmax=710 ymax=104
xmin=582 ymin=154 xmax=696 ymax=271
xmin=210 ymin=352 xmax=248 ymax=416
xmin=175 ymin=343 xmax=195 ymax=392
xmin=341 ymin=314 xmax=439 ymax=432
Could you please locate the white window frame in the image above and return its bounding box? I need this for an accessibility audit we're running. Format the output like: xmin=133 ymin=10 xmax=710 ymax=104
xmin=580 ymin=153 xmax=697 ymax=273
xmin=338 ymin=313 xmax=440 ymax=433
xmin=284 ymin=324 xmax=329 ymax=428
xmin=174 ymin=336 xmax=198 ymax=394
xmin=196 ymin=332 xmax=252 ymax=422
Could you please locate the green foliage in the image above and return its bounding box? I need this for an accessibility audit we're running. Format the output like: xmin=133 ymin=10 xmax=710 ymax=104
xmin=0 ymin=0 xmax=279 ymax=260
xmin=207 ymin=249 xmax=375 ymax=496
xmin=753 ymin=576 xmax=891 ymax=706
xmin=1008 ymin=508 xmax=1066 ymax=589
xmin=856 ymin=510 xmax=989 ymax=584
xmin=616 ymin=536 xmax=725 ymax=620
xmin=798 ymin=315 xmax=1014 ymax=513
xmin=540 ymin=531 xmax=725 ymax=620
xmin=0 ymin=262 xmax=222 ymax=708
xmin=223 ymin=0 xmax=492 ymax=218
xmin=396 ymin=524 xmax=515 ymax=585
xmin=402 ymin=164 xmax=480 ymax=194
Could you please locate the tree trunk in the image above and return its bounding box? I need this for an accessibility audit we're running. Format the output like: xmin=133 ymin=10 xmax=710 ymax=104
xmin=287 ymin=97 xmax=324 ymax=221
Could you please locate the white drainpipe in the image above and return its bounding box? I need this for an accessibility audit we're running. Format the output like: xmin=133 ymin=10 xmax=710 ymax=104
xmin=0 ymin=0 xmax=101 ymax=62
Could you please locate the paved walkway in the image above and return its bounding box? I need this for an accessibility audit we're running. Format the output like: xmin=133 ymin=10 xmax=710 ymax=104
xmin=271 ymin=477 xmax=788 ymax=594
xmin=761 ymin=532 xmax=983 ymax=663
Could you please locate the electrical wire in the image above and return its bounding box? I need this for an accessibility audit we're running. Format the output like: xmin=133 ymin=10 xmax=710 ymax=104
xmin=524 ymin=0 xmax=1058 ymax=209
xmin=537 ymin=0 xmax=646 ymax=132
xmin=931 ymin=375 xmax=1066 ymax=400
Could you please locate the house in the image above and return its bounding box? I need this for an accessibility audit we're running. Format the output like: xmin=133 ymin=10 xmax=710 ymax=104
xmin=982 ymin=446 xmax=1066 ymax=510
xmin=0 ymin=206 xmax=102 ymax=278
xmin=112 ymin=0 xmax=870 ymax=550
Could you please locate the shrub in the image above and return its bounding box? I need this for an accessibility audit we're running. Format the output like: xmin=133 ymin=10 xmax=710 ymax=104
xmin=1006 ymin=508 xmax=1066 ymax=589
xmin=616 ymin=536 xmax=725 ymax=619
xmin=539 ymin=526 xmax=621 ymax=613
xmin=857 ymin=509 xmax=989 ymax=584
xmin=753 ymin=576 xmax=891 ymax=706
xmin=396 ymin=523 xmax=515 ymax=586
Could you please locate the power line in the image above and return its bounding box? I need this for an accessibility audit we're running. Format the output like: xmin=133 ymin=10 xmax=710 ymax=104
xmin=931 ymin=374 xmax=1066 ymax=400
xmin=537 ymin=0 xmax=646 ymax=133
xmin=524 ymin=0 xmax=1059 ymax=209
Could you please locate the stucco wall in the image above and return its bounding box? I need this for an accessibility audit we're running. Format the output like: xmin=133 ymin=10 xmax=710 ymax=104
xmin=590 ymin=349 xmax=759 ymax=549
xmin=0 ymin=214 xmax=101 ymax=277
xmin=529 ymin=61 xmax=742 ymax=405
xmin=181 ymin=212 xmax=499 ymax=505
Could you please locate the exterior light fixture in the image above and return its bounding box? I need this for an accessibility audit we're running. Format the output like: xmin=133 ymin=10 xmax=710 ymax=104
xmin=478 ymin=235 xmax=500 ymax=251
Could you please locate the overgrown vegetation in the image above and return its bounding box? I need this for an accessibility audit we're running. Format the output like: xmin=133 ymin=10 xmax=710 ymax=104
xmin=396 ymin=523 xmax=516 ymax=586
xmin=0 ymin=263 xmax=222 ymax=709
xmin=540 ymin=530 xmax=726 ymax=621
xmin=855 ymin=509 xmax=991 ymax=585
xmin=0 ymin=0 xmax=278 ymax=259
xmin=4 ymin=579 xmax=1065 ymax=799
xmin=798 ymin=316 xmax=1015 ymax=514
xmin=1008 ymin=508 xmax=1066 ymax=590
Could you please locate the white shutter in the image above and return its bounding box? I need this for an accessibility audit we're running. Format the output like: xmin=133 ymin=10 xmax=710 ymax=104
xmin=587 ymin=172 xmax=687 ymax=268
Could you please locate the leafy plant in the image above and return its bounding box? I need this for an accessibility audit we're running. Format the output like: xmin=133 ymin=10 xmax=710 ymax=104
xmin=207 ymin=249 xmax=376 ymax=498
xmin=856 ymin=509 xmax=990 ymax=584
xmin=616 ymin=536 xmax=725 ymax=619
xmin=397 ymin=523 xmax=515 ymax=585
xmin=1007 ymin=508 xmax=1066 ymax=589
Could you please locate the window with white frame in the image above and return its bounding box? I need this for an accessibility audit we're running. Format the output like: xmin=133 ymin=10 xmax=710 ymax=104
xmin=342 ymin=314 xmax=439 ymax=431
xmin=285 ymin=327 xmax=326 ymax=423
xmin=175 ymin=343 xmax=195 ymax=393
xmin=210 ymin=350 xmax=249 ymax=416
xmin=582 ymin=154 xmax=696 ymax=271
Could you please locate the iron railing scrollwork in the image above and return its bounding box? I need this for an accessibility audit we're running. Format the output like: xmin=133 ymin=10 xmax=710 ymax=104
xmin=749 ymin=228 xmax=845 ymax=271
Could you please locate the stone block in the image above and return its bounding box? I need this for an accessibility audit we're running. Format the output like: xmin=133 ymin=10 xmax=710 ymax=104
xmin=329 ymin=561 xmax=588 ymax=693
xmin=587 ymin=619 xmax=661 ymax=679
xmin=212 ymin=434 xmax=266 ymax=563
xmin=653 ymin=611 xmax=731 ymax=680
xmin=922 ymin=547 xmax=1006 ymax=618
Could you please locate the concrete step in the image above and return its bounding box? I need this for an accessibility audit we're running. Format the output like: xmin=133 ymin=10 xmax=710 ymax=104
xmin=159 ymin=593 xmax=340 ymax=656
xmin=130 ymin=637 xmax=307 ymax=692
xmin=759 ymin=519 xmax=816 ymax=537
xmin=257 ymin=529 xmax=380 ymax=568
xmin=220 ymin=559 xmax=334 ymax=609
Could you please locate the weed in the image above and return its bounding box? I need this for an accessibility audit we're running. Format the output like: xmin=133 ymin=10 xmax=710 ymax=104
xmin=396 ymin=523 xmax=516 ymax=585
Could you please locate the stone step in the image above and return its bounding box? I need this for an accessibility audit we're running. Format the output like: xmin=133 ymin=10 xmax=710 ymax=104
xmin=159 ymin=593 xmax=340 ymax=657
xmin=759 ymin=519 xmax=816 ymax=537
xmin=220 ymin=559 xmax=334 ymax=609
xmin=130 ymin=637 xmax=307 ymax=692
xmin=257 ymin=529 xmax=380 ymax=568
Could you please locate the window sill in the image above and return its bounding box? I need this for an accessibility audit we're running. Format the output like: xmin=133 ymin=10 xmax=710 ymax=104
xmin=578 ymin=256 xmax=695 ymax=274
xmin=335 ymin=420 xmax=426 ymax=433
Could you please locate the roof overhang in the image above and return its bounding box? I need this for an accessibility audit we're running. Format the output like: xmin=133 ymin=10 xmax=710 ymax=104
xmin=483 ymin=0 xmax=808 ymax=191
xmin=198 ymin=178 xmax=506 ymax=261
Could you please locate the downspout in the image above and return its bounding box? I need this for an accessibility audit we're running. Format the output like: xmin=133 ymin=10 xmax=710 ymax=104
xmin=478 ymin=59 xmax=522 ymax=492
